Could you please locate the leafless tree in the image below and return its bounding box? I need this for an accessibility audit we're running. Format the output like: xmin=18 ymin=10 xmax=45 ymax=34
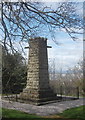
xmin=0 ymin=2 xmax=83 ymax=52
xmin=49 ymin=58 xmax=83 ymax=96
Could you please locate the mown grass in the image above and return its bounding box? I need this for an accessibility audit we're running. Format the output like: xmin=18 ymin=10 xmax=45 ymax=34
xmin=2 ymin=108 xmax=40 ymax=119
xmin=58 ymin=105 xmax=85 ymax=120
xmin=1 ymin=105 xmax=85 ymax=120
xmin=2 ymin=108 xmax=63 ymax=120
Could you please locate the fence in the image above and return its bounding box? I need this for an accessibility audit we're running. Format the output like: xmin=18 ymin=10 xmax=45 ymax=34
xmin=54 ymin=86 xmax=79 ymax=99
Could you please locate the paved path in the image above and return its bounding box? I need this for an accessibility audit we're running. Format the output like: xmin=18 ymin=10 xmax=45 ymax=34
xmin=2 ymin=98 xmax=85 ymax=116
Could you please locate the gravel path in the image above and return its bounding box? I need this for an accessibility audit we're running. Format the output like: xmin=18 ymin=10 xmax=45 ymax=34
xmin=2 ymin=98 xmax=85 ymax=116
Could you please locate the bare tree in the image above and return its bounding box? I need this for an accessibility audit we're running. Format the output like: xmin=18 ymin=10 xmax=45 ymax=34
xmin=49 ymin=58 xmax=83 ymax=96
xmin=60 ymin=61 xmax=83 ymax=96
xmin=0 ymin=2 xmax=83 ymax=52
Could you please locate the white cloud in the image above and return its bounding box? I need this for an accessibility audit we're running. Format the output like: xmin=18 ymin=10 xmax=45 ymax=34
xmin=47 ymin=37 xmax=83 ymax=71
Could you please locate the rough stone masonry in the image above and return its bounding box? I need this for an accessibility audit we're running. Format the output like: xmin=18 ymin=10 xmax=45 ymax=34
xmin=20 ymin=37 xmax=56 ymax=105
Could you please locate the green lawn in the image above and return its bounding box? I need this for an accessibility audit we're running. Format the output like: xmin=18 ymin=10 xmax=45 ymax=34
xmin=58 ymin=105 xmax=85 ymax=120
xmin=1 ymin=105 xmax=85 ymax=120
xmin=2 ymin=108 xmax=40 ymax=119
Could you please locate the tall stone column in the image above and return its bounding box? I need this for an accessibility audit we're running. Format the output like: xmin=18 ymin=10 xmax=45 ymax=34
xmin=20 ymin=37 xmax=56 ymax=105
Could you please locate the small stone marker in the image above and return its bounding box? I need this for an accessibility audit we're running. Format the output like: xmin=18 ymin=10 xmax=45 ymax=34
xmin=20 ymin=37 xmax=56 ymax=105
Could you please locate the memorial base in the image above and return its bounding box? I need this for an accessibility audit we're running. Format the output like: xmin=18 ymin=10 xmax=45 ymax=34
xmin=19 ymin=88 xmax=57 ymax=105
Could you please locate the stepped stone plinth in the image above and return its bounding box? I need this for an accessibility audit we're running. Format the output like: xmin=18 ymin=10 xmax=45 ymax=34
xmin=20 ymin=37 xmax=56 ymax=105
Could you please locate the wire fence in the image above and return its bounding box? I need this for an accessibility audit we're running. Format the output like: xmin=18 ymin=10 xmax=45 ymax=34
xmin=54 ymin=86 xmax=79 ymax=99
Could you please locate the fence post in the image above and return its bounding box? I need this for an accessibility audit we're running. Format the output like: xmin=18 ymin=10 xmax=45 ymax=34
xmin=76 ymin=87 xmax=79 ymax=99
xmin=60 ymin=86 xmax=62 ymax=99
xmin=15 ymin=94 xmax=18 ymax=102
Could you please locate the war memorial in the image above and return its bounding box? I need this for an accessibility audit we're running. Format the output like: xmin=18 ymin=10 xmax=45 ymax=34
xmin=19 ymin=37 xmax=57 ymax=105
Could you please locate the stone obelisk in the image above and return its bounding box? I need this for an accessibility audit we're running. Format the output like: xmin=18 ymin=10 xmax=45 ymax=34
xmin=20 ymin=37 xmax=56 ymax=105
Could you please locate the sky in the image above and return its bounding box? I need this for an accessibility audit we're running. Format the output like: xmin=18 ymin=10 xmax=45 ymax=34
xmin=14 ymin=28 xmax=83 ymax=73
xmin=4 ymin=0 xmax=85 ymax=2
xmin=1 ymin=0 xmax=85 ymax=2
xmin=41 ymin=0 xmax=84 ymax=2
xmin=0 ymin=1 xmax=83 ymax=73
xmin=47 ymin=32 xmax=83 ymax=72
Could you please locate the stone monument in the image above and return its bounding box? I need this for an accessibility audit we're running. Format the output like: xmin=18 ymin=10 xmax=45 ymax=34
xmin=20 ymin=37 xmax=56 ymax=105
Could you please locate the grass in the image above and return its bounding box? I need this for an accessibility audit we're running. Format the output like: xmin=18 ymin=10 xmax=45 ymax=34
xmin=2 ymin=108 xmax=40 ymax=119
xmin=1 ymin=105 xmax=85 ymax=120
xmin=58 ymin=105 xmax=85 ymax=120
xmin=2 ymin=108 xmax=62 ymax=120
